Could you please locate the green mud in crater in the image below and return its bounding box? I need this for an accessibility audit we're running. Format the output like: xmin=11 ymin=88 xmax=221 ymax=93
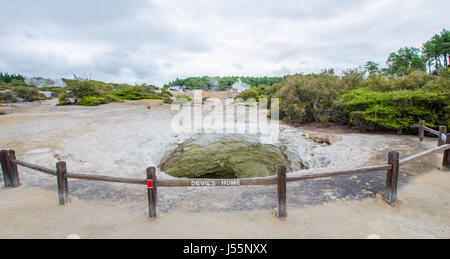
xmin=158 ymin=139 xmax=291 ymax=179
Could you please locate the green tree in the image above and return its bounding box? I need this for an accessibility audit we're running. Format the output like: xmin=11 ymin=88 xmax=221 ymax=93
xmin=421 ymin=29 xmax=450 ymax=73
xmin=386 ymin=47 xmax=426 ymax=76
xmin=439 ymin=29 xmax=450 ymax=68
xmin=364 ymin=61 xmax=380 ymax=75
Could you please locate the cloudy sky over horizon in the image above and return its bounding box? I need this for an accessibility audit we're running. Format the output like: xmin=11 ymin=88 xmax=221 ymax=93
xmin=0 ymin=0 xmax=449 ymax=85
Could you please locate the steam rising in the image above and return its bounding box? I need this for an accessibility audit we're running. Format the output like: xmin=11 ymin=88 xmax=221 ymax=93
xmin=208 ymin=79 xmax=220 ymax=90
xmin=25 ymin=77 xmax=67 ymax=88
xmin=231 ymin=79 xmax=250 ymax=92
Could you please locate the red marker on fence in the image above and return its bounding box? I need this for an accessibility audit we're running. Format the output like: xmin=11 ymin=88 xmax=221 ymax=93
xmin=147 ymin=180 xmax=154 ymax=189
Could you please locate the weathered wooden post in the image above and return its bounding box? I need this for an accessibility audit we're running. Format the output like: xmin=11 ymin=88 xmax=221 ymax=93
xmin=442 ymin=134 xmax=450 ymax=170
xmin=419 ymin=120 xmax=425 ymax=142
xmin=147 ymin=167 xmax=157 ymax=218
xmin=277 ymin=164 xmax=287 ymax=218
xmin=0 ymin=150 xmax=20 ymax=187
xmin=438 ymin=126 xmax=447 ymax=146
xmin=56 ymin=161 xmax=69 ymax=205
xmin=0 ymin=150 xmax=10 ymax=187
xmin=385 ymin=151 xmax=399 ymax=204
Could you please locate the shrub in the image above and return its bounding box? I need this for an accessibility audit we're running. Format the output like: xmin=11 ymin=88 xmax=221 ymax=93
xmin=393 ymin=70 xmax=433 ymax=90
xmin=175 ymin=94 xmax=192 ymax=103
xmin=105 ymin=94 xmax=122 ymax=102
xmin=361 ymin=74 xmax=393 ymax=92
xmin=57 ymin=92 xmax=72 ymax=105
xmin=235 ymin=87 xmax=259 ymax=101
xmin=59 ymin=78 xmax=161 ymax=105
xmin=0 ymin=91 xmax=17 ymax=103
xmin=78 ymin=96 xmax=109 ymax=106
xmin=342 ymin=88 xmax=449 ymax=130
xmin=113 ymin=87 xmax=164 ymax=100
xmin=274 ymin=72 xmax=342 ymax=124
xmin=0 ymin=110 xmax=5 ymax=115
xmin=161 ymin=88 xmax=173 ymax=97
xmin=163 ymin=96 xmax=173 ymax=104
xmin=64 ymin=78 xmax=114 ymax=99
xmin=13 ymin=87 xmax=47 ymax=102
xmin=235 ymin=85 xmax=279 ymax=102
xmin=40 ymin=86 xmax=65 ymax=97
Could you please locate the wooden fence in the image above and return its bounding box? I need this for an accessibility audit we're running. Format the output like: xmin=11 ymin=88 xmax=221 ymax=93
xmin=1 ymin=120 xmax=449 ymax=218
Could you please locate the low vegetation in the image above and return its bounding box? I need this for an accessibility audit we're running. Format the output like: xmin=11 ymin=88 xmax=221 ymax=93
xmin=77 ymin=96 xmax=110 ymax=106
xmin=58 ymin=77 xmax=171 ymax=106
xmin=0 ymin=72 xmax=49 ymax=102
xmin=237 ymin=69 xmax=449 ymax=131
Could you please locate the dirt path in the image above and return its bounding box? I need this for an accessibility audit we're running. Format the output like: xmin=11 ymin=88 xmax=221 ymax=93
xmin=0 ymin=167 xmax=448 ymax=239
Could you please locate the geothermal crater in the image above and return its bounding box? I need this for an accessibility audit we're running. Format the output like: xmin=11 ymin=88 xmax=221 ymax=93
xmin=158 ymin=134 xmax=308 ymax=179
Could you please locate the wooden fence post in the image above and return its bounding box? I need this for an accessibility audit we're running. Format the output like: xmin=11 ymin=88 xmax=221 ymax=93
xmin=277 ymin=164 xmax=287 ymax=218
xmin=0 ymin=150 xmax=20 ymax=187
xmin=438 ymin=126 xmax=447 ymax=146
xmin=385 ymin=151 xmax=399 ymax=204
xmin=0 ymin=150 xmax=11 ymax=187
xmin=147 ymin=167 xmax=157 ymax=218
xmin=8 ymin=150 xmax=20 ymax=187
xmin=442 ymin=134 xmax=450 ymax=170
xmin=419 ymin=120 xmax=425 ymax=142
xmin=56 ymin=161 xmax=69 ymax=205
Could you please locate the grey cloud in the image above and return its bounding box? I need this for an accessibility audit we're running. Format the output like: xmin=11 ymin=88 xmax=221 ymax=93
xmin=0 ymin=0 xmax=449 ymax=85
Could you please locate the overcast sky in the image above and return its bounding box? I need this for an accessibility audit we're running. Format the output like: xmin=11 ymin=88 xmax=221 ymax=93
xmin=0 ymin=0 xmax=448 ymax=86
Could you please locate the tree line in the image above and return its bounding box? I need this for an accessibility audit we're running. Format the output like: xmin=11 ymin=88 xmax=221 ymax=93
xmin=0 ymin=72 xmax=24 ymax=83
xmin=164 ymin=76 xmax=287 ymax=90
xmin=367 ymin=29 xmax=450 ymax=76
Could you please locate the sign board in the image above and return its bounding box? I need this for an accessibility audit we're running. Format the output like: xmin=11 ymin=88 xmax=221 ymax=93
xmin=190 ymin=179 xmax=241 ymax=187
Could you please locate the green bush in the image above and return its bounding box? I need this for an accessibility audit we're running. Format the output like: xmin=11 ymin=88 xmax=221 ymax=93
xmin=57 ymin=92 xmax=72 ymax=105
xmin=174 ymin=94 xmax=192 ymax=103
xmin=58 ymin=78 xmax=162 ymax=106
xmin=62 ymin=77 xmax=115 ymax=101
xmin=113 ymin=87 xmax=163 ymax=100
xmin=0 ymin=110 xmax=5 ymax=115
xmin=0 ymin=91 xmax=17 ymax=103
xmin=235 ymin=87 xmax=259 ymax=101
xmin=393 ymin=70 xmax=432 ymax=90
xmin=40 ymin=86 xmax=65 ymax=98
xmin=105 ymin=94 xmax=122 ymax=102
xmin=235 ymin=85 xmax=279 ymax=102
xmin=78 ymin=96 xmax=110 ymax=106
xmin=161 ymin=88 xmax=173 ymax=97
xmin=342 ymin=88 xmax=449 ymax=130
xmin=163 ymin=96 xmax=173 ymax=104
xmin=13 ymin=87 xmax=48 ymax=102
xmin=274 ymin=71 xmax=342 ymax=124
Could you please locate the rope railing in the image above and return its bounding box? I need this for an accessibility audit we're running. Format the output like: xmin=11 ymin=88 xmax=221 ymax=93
xmin=1 ymin=120 xmax=449 ymax=218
